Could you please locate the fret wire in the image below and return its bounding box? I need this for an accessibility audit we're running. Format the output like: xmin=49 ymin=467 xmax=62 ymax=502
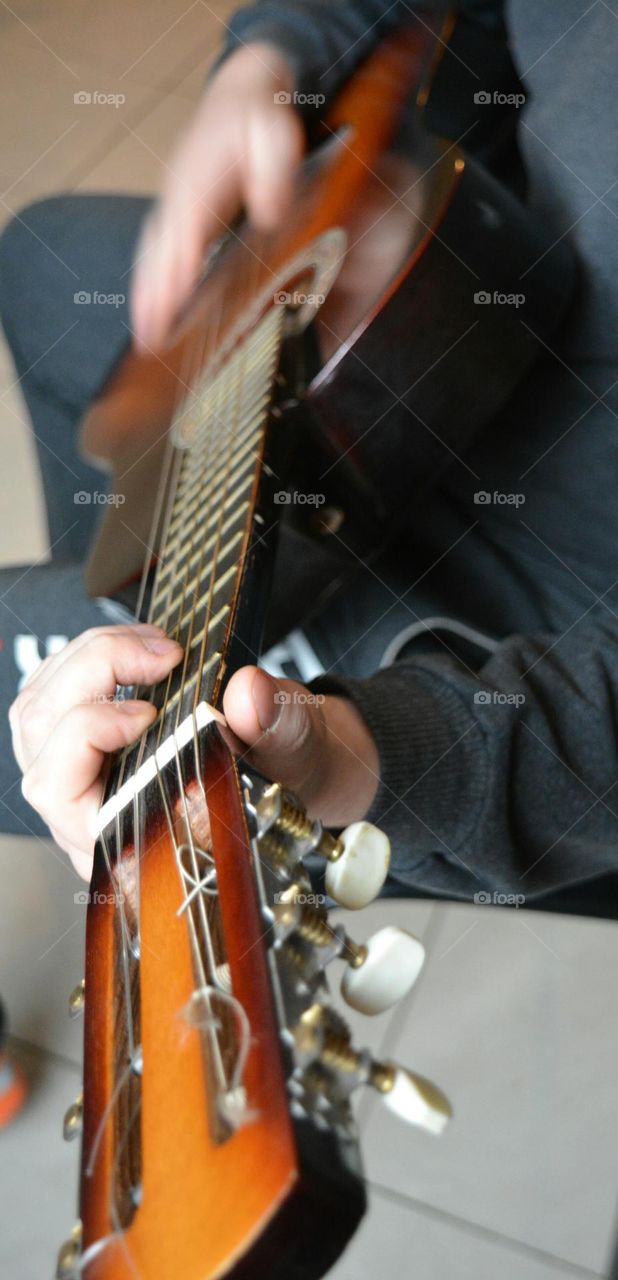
xmin=195 ymin=304 xmax=285 ymax=716
xmin=155 ymin=311 xmax=232 ymax=748
xmin=164 ymin=401 xmax=268 ymax=540
xmin=163 ymin=438 xmax=260 ymax=549
xmin=108 ymin=305 xmax=285 ymax=800
xmin=179 ymin=311 xmax=252 ymax=733
xmin=156 ymin=501 xmax=250 ymax=588
xmin=170 ymin=415 xmax=267 ymax=518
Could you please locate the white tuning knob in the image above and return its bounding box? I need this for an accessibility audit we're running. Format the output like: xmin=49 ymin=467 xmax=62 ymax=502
xmin=325 ymin=821 xmax=391 ymax=909
xmin=379 ymin=1066 xmax=451 ymax=1134
xmin=341 ymin=926 xmax=425 ymax=1015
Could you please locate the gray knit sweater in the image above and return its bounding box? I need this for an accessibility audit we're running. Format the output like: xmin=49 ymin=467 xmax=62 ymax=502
xmin=219 ymin=1 xmax=618 ymax=911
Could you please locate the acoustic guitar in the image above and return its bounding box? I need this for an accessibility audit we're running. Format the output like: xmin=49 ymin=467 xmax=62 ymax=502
xmin=56 ymin=15 xmax=573 ymax=1280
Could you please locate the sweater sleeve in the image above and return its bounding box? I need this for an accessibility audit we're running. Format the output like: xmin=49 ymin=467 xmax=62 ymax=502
xmin=309 ymin=620 xmax=618 ymax=902
xmin=211 ymin=1 xmax=506 ymax=106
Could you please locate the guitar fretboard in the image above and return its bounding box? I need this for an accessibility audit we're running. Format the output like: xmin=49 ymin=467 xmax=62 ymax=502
xmin=98 ymin=303 xmax=284 ymax=831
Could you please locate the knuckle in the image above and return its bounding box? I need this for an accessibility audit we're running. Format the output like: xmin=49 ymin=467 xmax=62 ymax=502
xmin=21 ymin=768 xmax=43 ymax=811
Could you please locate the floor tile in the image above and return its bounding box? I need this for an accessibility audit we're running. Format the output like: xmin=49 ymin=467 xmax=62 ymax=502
xmin=328 ymin=1187 xmax=601 ymax=1280
xmin=0 ymin=1041 xmax=81 ymax=1280
xmin=2 ymin=0 xmax=235 ymax=82
xmin=360 ymin=902 xmax=618 ymax=1273
xmin=0 ymin=834 xmax=86 ymax=1064
xmin=76 ymin=91 xmax=197 ymax=195
xmin=0 ymin=379 xmax=49 ymax=567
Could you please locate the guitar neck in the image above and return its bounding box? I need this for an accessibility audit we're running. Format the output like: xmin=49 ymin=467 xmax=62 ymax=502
xmin=99 ymin=303 xmax=285 ymax=831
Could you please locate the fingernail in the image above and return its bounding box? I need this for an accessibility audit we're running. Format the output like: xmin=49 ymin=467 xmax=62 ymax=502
xmin=252 ymin=669 xmax=284 ymax=733
xmin=142 ymin=636 xmax=182 ymax=655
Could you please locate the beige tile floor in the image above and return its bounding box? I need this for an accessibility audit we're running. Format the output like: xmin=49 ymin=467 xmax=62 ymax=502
xmin=0 ymin=3 xmax=617 ymax=1279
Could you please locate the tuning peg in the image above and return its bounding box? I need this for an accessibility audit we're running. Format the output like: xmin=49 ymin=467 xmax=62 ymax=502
xmin=68 ymin=979 xmax=85 ymax=1019
xmin=56 ymin=1221 xmax=81 ymax=1279
xmin=63 ymin=1091 xmax=83 ymax=1142
xmin=370 ymin=1061 xmax=451 ymax=1135
xmin=254 ymin=783 xmax=390 ymax=909
xmin=341 ymin=926 xmax=425 ymax=1015
xmin=297 ymin=1004 xmax=451 ymax=1134
xmin=275 ymin=897 xmax=423 ymax=1016
xmin=324 ymin=822 xmax=391 ymax=909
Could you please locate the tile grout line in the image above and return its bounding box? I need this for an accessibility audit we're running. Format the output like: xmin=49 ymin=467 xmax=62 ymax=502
xmin=369 ymin=1180 xmax=606 ymax=1279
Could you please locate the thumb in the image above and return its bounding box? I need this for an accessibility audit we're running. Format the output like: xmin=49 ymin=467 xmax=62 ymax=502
xmin=222 ymin=666 xmax=329 ymax=805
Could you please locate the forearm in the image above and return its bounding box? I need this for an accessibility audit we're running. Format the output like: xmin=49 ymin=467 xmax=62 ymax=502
xmin=311 ymin=620 xmax=618 ymax=900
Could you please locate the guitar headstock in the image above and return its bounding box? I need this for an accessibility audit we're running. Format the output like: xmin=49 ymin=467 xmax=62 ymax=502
xmin=56 ymin=722 xmax=449 ymax=1280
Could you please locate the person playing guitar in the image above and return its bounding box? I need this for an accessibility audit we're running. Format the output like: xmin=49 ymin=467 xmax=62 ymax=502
xmin=3 ymin=0 xmax=617 ymax=914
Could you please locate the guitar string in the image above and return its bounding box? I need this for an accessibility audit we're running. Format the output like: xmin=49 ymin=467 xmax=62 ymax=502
xmin=108 ymin=318 xmax=204 ymax=954
xmin=88 ymin=286 xmax=285 ymax=1245
xmin=123 ymin=273 xmax=230 ymax=967
xmin=149 ymin=308 xmax=228 ymax=747
xmin=88 ymin=290 xmax=227 ymax=1174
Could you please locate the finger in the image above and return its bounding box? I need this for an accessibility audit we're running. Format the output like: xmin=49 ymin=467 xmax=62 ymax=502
xmin=222 ymin=666 xmax=329 ymax=803
xmin=132 ymin=147 xmax=243 ymax=351
xmin=21 ymin=699 xmax=158 ymax=862
xmin=10 ymin=626 xmax=182 ymax=770
xmin=243 ymin=104 xmax=304 ymax=228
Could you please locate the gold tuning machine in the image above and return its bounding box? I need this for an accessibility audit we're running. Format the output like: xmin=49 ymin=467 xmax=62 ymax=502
xmin=56 ymin=1221 xmax=82 ymax=1279
xmin=63 ymin=1091 xmax=83 ymax=1142
xmin=298 ymin=1004 xmax=451 ymax=1134
xmin=68 ymin=979 xmax=85 ymax=1019
xmin=275 ymin=893 xmax=425 ymax=1016
xmin=255 ymin=782 xmax=391 ymax=908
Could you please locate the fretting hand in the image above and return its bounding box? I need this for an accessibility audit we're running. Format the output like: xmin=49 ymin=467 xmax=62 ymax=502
xmin=9 ymin=625 xmax=379 ymax=880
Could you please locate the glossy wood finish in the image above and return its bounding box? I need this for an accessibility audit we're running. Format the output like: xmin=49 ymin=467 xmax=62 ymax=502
xmin=81 ymin=731 xmax=300 ymax=1280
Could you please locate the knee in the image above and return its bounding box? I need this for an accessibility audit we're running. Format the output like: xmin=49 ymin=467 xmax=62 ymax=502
xmin=0 ymin=196 xmax=74 ymax=330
